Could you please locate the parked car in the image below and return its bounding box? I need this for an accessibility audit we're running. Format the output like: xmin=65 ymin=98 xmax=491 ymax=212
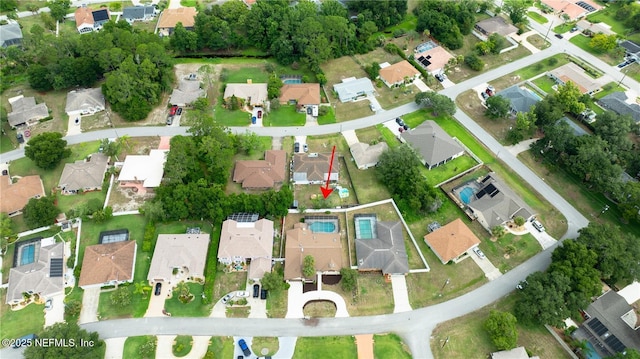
xmin=435 ymin=73 xmax=445 ymax=82
xmin=294 ymin=142 xmax=300 ymax=153
xmin=403 ymin=124 xmax=409 ymax=131
xmin=169 ymin=105 xmax=178 ymax=116
xmin=166 ymin=117 xmax=173 ymax=126
xmin=570 ymin=27 xmax=578 ymax=32
xmin=238 ymin=339 xmax=251 ymax=356
xmin=176 ymin=107 xmax=183 ymax=116
xmin=516 ymin=280 xmax=528 ymax=290
xmin=398 ymin=127 xmax=405 ymax=133
xmin=532 ymin=219 xmax=546 ymax=232
xmin=554 ymin=33 xmax=563 ymax=39
xmin=481 ymin=92 xmax=489 ymax=100
xmin=260 ymin=288 xmax=268 ymax=300
xmin=45 ymin=299 xmax=53 ymax=310
xmin=155 ymin=282 xmax=162 ymax=296
xmin=16 ymin=133 xmax=24 ymax=144
xmin=473 ymin=247 xmax=485 ymax=259
xmin=395 ymin=117 xmax=405 ymax=126
xmin=253 ymin=284 xmax=260 ymax=298
xmin=303 ymin=144 xmax=308 ymax=152
xmin=222 ymin=294 xmax=232 ymax=304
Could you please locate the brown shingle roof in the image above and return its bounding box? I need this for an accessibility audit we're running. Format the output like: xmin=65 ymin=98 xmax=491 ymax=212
xmin=292 ymin=153 xmax=339 ymax=183
xmin=232 ymin=150 xmax=287 ymax=189
xmin=279 ymin=84 xmax=321 ymax=105
xmin=0 ymin=175 xmax=45 ymax=215
xmin=75 ymin=7 xmax=95 ymax=27
xmin=157 ymin=7 xmax=196 ymax=29
xmin=78 ymin=241 xmax=136 ymax=287
xmin=424 ymin=218 xmax=480 ymax=264
xmin=379 ymin=60 xmax=420 ymax=86
xmin=284 ymin=222 xmax=343 ymax=280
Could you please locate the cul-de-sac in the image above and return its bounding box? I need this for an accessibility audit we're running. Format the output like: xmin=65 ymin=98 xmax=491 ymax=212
xmin=0 ymin=0 xmax=639 ymax=358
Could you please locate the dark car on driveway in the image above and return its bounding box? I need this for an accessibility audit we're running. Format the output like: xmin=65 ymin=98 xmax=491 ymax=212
xmin=238 ymin=339 xmax=251 ymax=356
xmin=294 ymin=142 xmax=300 ymax=153
xmin=395 ymin=117 xmax=405 ymax=126
xmin=155 ymin=282 xmax=162 ymax=296
xmin=177 ymin=107 xmax=183 ymax=116
xmin=260 ymin=288 xmax=268 ymax=300
xmin=253 ymin=284 xmax=260 ymax=298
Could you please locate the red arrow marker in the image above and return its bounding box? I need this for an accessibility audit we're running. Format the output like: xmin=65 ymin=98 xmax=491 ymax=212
xmin=320 ymin=145 xmax=336 ymax=199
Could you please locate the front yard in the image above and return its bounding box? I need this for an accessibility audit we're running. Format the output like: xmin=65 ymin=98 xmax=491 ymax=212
xmin=569 ymin=35 xmax=623 ymax=66
xmin=263 ymin=105 xmax=306 ymax=127
xmin=293 ymin=336 xmax=357 ymax=359
xmin=164 ymin=282 xmax=211 ymax=317
xmin=0 ymin=288 xmax=45 ymax=347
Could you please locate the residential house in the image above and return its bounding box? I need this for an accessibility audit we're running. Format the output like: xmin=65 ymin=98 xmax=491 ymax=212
xmin=292 ymin=152 xmax=339 ymax=185
xmin=475 ymin=17 xmax=518 ymax=37
xmin=349 ymin=142 xmax=388 ymax=170
xmin=78 ymin=241 xmax=137 ymax=289
xmin=333 ymin=78 xmax=375 ymax=103
xmin=65 ymin=88 xmax=105 ymax=118
xmin=7 ymin=95 xmax=49 ymax=128
xmin=414 ymin=45 xmax=455 ymax=75
xmin=496 ymin=86 xmax=541 ymax=115
xmin=491 ymin=347 xmax=540 ymax=359
xmin=0 ymin=21 xmax=23 ymax=48
xmin=598 ymin=92 xmax=640 ymax=125
xmin=279 ymin=83 xmax=320 ymax=116
xmin=232 ymin=150 xmax=287 ymax=189
xmin=580 ymin=290 xmax=640 ymax=356
xmin=355 ymin=215 xmax=409 ymax=277
xmin=378 ymin=60 xmax=420 ymax=88
xmin=620 ymin=40 xmax=640 ymax=62
xmin=576 ymin=19 xmax=615 ymax=36
xmin=540 ymin=0 xmax=600 ymax=20
xmin=558 ymin=117 xmax=590 ymax=136
xmin=169 ymin=76 xmax=206 ymax=107
xmin=465 ymin=173 xmax=535 ymax=232
xmin=122 ymin=5 xmax=156 ymax=24
xmin=0 ymin=175 xmax=45 ymax=217
xmin=58 ymin=153 xmax=109 ymax=194
xmin=223 ymin=82 xmax=268 ymax=107
xmin=117 ymin=149 xmax=168 ymax=194
xmin=400 ymin=120 xmax=464 ymax=170
xmin=284 ymin=222 xmax=343 ymax=281
xmin=6 ymin=240 xmax=64 ymax=305
xmin=217 ymin=218 xmax=273 ymax=280
xmin=156 ymin=7 xmax=197 ymax=36
xmin=75 ymin=6 xmax=111 ymax=34
xmin=148 ymin=234 xmax=210 ymax=284
xmin=548 ymin=63 xmax=601 ymax=96
xmin=424 ymin=218 xmax=481 ymax=264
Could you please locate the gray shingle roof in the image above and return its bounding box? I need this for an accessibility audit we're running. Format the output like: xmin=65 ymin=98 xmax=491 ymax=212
xmin=355 ymin=220 xmax=409 ymax=275
xmin=58 ymin=153 xmax=109 ymax=192
xmin=6 ymin=242 xmax=65 ymax=304
xmin=619 ymin=40 xmax=640 ymax=55
xmin=349 ymin=142 xmax=388 ymax=169
xmin=584 ymin=291 xmax=640 ymax=354
xmin=65 ymin=88 xmax=105 ymax=114
xmin=8 ymin=96 xmax=49 ymax=127
xmin=333 ymin=78 xmax=375 ymax=102
xmin=401 ymin=120 xmax=464 ymax=168
xmin=598 ymin=92 xmax=640 ymax=124
xmin=496 ymin=86 xmax=541 ymax=113
xmin=0 ymin=22 xmax=23 ymax=47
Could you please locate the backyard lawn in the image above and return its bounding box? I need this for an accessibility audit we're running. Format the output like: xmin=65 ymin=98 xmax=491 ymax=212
xmin=431 ymin=294 xmax=571 ymax=359
xmin=532 ymin=76 xmax=556 ymax=94
xmin=374 ymin=334 xmax=412 ymax=359
xmin=293 ymin=336 xmax=357 ymax=359
xmin=0 ymin=288 xmax=45 ymax=347
xmin=263 ymin=105 xmax=306 ymax=127
xmin=164 ymin=282 xmax=211 ymax=317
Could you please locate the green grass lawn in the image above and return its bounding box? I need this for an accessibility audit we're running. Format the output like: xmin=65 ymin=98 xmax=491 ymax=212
xmin=57 ymin=191 xmax=106 ymax=214
xmin=376 ymin=125 xmax=400 ymax=148
xmin=225 ymin=67 xmax=270 ymax=84
xmin=511 ymin=54 xmax=570 ymax=81
xmin=594 ymin=82 xmax=627 ymax=100
xmin=207 ymin=336 xmax=235 ymax=358
xmin=483 ymin=232 xmax=541 ymax=273
xmin=251 ymin=337 xmax=279 ymax=356
xmin=569 ymin=35 xmax=623 ymax=66
xmin=164 ymin=282 xmax=211 ymax=317
xmin=172 ymin=335 xmax=193 ymax=357
xmin=263 ymin=105 xmax=305 ymax=126
xmin=317 ymin=106 xmax=337 ymax=125
xmin=527 ymin=11 xmax=548 ymax=24
xmin=214 ymin=102 xmax=252 ymax=127
xmin=293 ymin=336 xmax=357 ymax=359
xmin=532 ymin=76 xmax=557 ymax=94
xmin=374 ymin=334 xmax=412 ymax=359
xmin=422 ymin=155 xmax=479 ymax=187
xmin=586 ymin=3 xmax=629 ymax=35
xmin=123 ymin=336 xmax=156 ymax=359
xmin=180 ymin=0 xmax=197 ymax=6
xmin=553 ymin=22 xmax=575 ymax=34
xmin=0 ymin=289 xmax=45 ymax=347
xmin=0 ymin=132 xmax=16 ymax=153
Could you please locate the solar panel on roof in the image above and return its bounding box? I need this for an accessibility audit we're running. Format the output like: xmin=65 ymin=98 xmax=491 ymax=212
xmin=604 ymin=335 xmax=626 ymax=353
xmin=587 ymin=318 xmax=609 ymax=336
xmin=50 ymin=258 xmax=63 ymax=277
xmin=227 ymin=213 xmax=259 ymax=222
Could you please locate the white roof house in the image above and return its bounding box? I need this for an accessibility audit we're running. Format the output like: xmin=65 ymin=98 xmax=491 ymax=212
xmin=147 ymin=234 xmax=210 ymax=283
xmin=118 ymin=149 xmax=168 ymax=188
xmin=333 ymin=78 xmax=375 ymax=102
xmin=65 ymin=88 xmax=105 ymax=117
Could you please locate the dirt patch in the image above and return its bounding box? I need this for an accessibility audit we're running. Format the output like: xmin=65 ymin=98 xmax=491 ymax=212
xmin=107 ymin=182 xmax=155 ymax=212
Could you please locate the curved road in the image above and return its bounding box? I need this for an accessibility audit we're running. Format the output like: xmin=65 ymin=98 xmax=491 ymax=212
xmin=5 ymin=17 xmax=628 ymax=357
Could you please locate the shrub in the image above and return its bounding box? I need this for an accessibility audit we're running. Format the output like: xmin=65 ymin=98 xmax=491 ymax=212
xmin=464 ymin=54 xmax=484 ymax=71
xmin=548 ymin=57 xmax=558 ymax=66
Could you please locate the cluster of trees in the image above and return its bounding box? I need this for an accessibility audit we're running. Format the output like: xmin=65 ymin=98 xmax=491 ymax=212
xmin=503 ymin=0 xmax=529 ymax=30
xmin=484 ymin=310 xmax=519 ymax=351
xmin=143 ymin=117 xmax=292 ymax=223
xmin=515 ymin=223 xmax=640 ymax=327
xmin=415 ymin=92 xmax=456 ymax=116
xmin=414 ymin=0 xmax=479 ymax=50
xmin=23 ymin=323 xmax=104 ymax=359
xmin=182 ymin=0 xmax=406 ymax=73
xmin=24 ymin=132 xmax=70 ymax=170
xmin=23 ymin=197 xmax=60 ymax=229
xmin=475 ymin=34 xmax=507 ymax=56
xmin=613 ymin=1 xmax=640 ymax=33
xmin=5 ymin=21 xmax=173 ymax=121
xmin=376 ymin=145 xmax=442 ymax=217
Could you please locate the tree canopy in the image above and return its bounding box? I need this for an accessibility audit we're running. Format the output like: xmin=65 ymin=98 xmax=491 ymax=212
xmin=485 ymin=95 xmax=510 ymax=119
xmin=484 ymin=310 xmax=518 ymax=351
xmin=23 ymin=197 xmax=59 ymax=229
xmin=415 ymin=92 xmax=456 ymax=116
xmin=24 ymin=132 xmax=71 ymax=170
xmin=24 ymin=322 xmax=104 ymax=359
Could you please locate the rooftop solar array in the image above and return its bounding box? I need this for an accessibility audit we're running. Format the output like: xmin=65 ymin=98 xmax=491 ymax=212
xmin=587 ymin=318 xmax=608 ymax=336
xmin=604 ymin=335 xmax=627 ymax=353
xmin=417 ymin=56 xmax=432 ymax=68
xmin=476 ymin=183 xmax=500 ymax=199
xmin=576 ymin=1 xmax=596 ymax=12
xmin=428 ymin=222 xmax=441 ymax=233
xmin=50 ymin=258 xmax=63 ymax=277
xmin=99 ymin=229 xmax=130 ymax=244
xmin=186 ymin=227 xmax=201 ymax=234
xmin=227 ymin=213 xmax=259 ymax=223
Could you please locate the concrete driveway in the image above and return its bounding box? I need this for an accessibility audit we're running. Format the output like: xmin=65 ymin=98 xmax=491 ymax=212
xmin=79 ymin=287 xmax=100 ymax=324
xmin=522 ymin=222 xmax=557 ymax=250
xmin=469 ymin=251 xmax=502 ymax=281
xmin=413 ymin=78 xmax=430 ymax=92
xmin=341 ymin=130 xmax=359 ymax=146
xmin=390 ymin=275 xmax=412 ymax=313
xmin=145 ymin=281 xmax=170 ymax=317
xmin=104 ymin=337 xmax=126 ymax=359
xmin=44 ymin=293 xmax=65 ymax=327
xmin=294 ymin=135 xmax=307 ymax=153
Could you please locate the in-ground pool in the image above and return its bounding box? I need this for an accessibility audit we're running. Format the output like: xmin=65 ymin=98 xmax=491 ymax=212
xmin=584 ymin=342 xmax=603 ymax=359
xmin=354 ymin=215 xmax=377 ymax=239
xmin=20 ymin=244 xmax=35 ymax=266
xmin=283 ymin=78 xmax=302 ymax=84
xmin=459 ymin=186 xmax=476 ymax=204
xmin=305 ymin=216 xmax=339 ymax=233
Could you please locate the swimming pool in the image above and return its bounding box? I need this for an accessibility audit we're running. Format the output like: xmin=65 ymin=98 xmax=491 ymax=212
xmin=283 ymin=79 xmax=302 ymax=84
xmin=415 ymin=40 xmax=437 ymax=53
xmin=584 ymin=342 xmax=603 ymax=359
xmin=20 ymin=244 xmax=35 ymax=266
xmin=354 ymin=215 xmax=377 ymax=239
xmin=459 ymin=186 xmax=476 ymax=204
xmin=309 ymin=221 xmax=336 ymax=233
